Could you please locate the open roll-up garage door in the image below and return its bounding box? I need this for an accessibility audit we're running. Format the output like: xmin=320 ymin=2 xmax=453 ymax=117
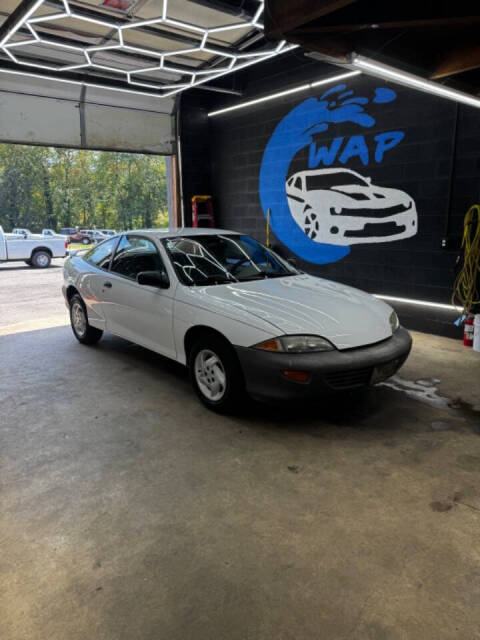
xmin=0 ymin=70 xmax=175 ymax=152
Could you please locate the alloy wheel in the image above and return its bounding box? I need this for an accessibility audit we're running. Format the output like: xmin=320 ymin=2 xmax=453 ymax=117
xmin=72 ymin=302 xmax=87 ymax=337
xmin=194 ymin=349 xmax=226 ymax=401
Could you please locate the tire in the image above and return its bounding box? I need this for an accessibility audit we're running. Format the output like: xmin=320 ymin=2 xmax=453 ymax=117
xmin=69 ymin=294 xmax=103 ymax=345
xmin=82 ymin=237 xmax=90 ymax=245
xmin=31 ymin=250 xmax=51 ymax=268
xmin=189 ymin=333 xmax=245 ymax=413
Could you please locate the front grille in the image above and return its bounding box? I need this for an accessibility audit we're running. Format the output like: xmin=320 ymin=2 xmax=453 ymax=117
xmin=332 ymin=203 xmax=410 ymax=218
xmin=344 ymin=222 xmax=406 ymax=238
xmin=324 ymin=367 xmax=373 ymax=389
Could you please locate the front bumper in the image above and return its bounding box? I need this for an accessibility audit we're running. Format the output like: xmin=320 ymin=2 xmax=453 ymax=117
xmin=235 ymin=327 xmax=412 ymax=402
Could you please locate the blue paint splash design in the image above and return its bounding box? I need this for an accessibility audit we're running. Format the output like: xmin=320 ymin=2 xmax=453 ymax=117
xmin=259 ymin=84 xmax=398 ymax=264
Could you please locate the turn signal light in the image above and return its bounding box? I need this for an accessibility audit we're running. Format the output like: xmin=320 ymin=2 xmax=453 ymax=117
xmin=256 ymin=339 xmax=281 ymax=351
xmin=282 ymin=370 xmax=310 ymax=383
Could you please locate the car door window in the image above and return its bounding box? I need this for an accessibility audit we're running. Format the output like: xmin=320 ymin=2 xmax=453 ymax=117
xmin=85 ymin=238 xmax=117 ymax=269
xmin=110 ymin=235 xmax=165 ymax=281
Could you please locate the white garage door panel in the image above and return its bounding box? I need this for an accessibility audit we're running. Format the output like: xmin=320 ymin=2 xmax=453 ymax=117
xmin=0 ymin=72 xmax=175 ymax=153
xmin=0 ymin=93 xmax=82 ymax=147
xmin=84 ymin=104 xmax=174 ymax=154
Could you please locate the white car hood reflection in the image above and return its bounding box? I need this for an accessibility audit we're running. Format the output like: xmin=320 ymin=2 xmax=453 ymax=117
xmin=189 ymin=274 xmax=393 ymax=350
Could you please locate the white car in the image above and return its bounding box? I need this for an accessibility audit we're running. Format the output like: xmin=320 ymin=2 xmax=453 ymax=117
xmin=98 ymin=229 xmax=117 ymax=237
xmin=80 ymin=229 xmax=109 ymax=243
xmin=11 ymin=228 xmax=32 ymax=236
xmin=62 ymin=228 xmax=411 ymax=411
xmin=42 ymin=228 xmax=61 ymax=237
xmin=286 ymin=168 xmax=417 ymax=245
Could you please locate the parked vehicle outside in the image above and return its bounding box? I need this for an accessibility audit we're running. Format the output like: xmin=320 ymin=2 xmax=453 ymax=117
xmin=80 ymin=229 xmax=109 ymax=243
xmin=98 ymin=229 xmax=117 ymax=237
xmin=59 ymin=228 xmax=91 ymax=245
xmin=11 ymin=228 xmax=32 ymax=236
xmin=1 ymin=225 xmax=67 ymax=267
xmin=42 ymin=228 xmax=61 ymax=237
xmin=63 ymin=228 xmax=411 ymax=412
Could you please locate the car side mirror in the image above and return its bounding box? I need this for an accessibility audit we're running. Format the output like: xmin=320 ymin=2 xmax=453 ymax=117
xmin=137 ymin=270 xmax=169 ymax=289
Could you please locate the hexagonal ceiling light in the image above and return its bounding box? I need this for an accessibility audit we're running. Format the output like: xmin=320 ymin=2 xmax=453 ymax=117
xmin=0 ymin=0 xmax=297 ymax=98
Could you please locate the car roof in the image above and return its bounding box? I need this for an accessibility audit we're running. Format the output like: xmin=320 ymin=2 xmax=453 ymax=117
xmin=125 ymin=227 xmax=240 ymax=239
xmin=291 ymin=168 xmax=361 ymax=177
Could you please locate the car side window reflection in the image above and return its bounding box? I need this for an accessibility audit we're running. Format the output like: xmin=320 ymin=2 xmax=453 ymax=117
xmin=85 ymin=238 xmax=117 ymax=269
xmin=110 ymin=235 xmax=165 ymax=281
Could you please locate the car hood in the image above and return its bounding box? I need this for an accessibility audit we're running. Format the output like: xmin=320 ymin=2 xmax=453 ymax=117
xmin=196 ymin=274 xmax=393 ymax=349
xmin=331 ymin=183 xmax=411 ymax=204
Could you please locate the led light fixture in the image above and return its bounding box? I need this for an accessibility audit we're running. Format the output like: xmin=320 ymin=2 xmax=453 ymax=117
xmin=352 ymin=55 xmax=480 ymax=110
xmin=374 ymin=295 xmax=460 ymax=311
xmin=208 ymin=70 xmax=361 ymax=116
xmin=0 ymin=0 xmax=296 ymax=98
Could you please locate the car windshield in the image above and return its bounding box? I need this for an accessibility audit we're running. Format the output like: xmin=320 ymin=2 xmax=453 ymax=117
xmin=163 ymin=234 xmax=298 ymax=286
xmin=306 ymin=172 xmax=368 ymax=190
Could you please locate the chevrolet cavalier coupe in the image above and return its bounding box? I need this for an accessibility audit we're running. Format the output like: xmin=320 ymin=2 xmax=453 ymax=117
xmin=63 ymin=228 xmax=411 ymax=411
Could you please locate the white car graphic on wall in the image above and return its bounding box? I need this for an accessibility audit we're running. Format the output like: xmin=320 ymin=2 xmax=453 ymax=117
xmin=286 ymin=168 xmax=417 ymax=246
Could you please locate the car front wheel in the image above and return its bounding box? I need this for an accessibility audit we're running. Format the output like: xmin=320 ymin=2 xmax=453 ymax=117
xmin=69 ymin=294 xmax=103 ymax=345
xmin=189 ymin=334 xmax=245 ymax=413
xmin=82 ymin=237 xmax=90 ymax=245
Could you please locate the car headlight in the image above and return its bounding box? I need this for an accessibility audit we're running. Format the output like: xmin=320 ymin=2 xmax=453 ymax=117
xmin=253 ymin=335 xmax=335 ymax=353
xmin=330 ymin=206 xmax=342 ymax=215
xmin=389 ymin=311 xmax=400 ymax=333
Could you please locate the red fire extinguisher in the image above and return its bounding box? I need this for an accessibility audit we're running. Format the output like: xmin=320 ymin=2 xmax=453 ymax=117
xmin=464 ymin=315 xmax=474 ymax=347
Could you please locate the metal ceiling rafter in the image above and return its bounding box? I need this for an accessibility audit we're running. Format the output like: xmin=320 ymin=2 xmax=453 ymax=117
xmin=0 ymin=0 xmax=297 ymax=98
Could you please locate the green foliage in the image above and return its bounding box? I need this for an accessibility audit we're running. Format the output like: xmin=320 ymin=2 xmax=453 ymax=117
xmin=0 ymin=145 xmax=169 ymax=232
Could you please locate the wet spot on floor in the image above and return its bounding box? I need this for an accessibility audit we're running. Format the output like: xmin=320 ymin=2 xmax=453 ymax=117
xmin=416 ymin=378 xmax=440 ymax=387
xmin=379 ymin=376 xmax=451 ymax=409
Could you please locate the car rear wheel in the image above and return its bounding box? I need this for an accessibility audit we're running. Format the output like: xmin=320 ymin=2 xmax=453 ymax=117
xmin=189 ymin=334 xmax=245 ymax=413
xmin=31 ymin=250 xmax=51 ymax=268
xmin=69 ymin=294 xmax=103 ymax=345
xmin=82 ymin=237 xmax=90 ymax=245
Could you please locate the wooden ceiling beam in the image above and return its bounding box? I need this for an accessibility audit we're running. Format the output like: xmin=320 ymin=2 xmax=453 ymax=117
xmin=264 ymin=0 xmax=357 ymax=40
xmin=432 ymin=44 xmax=480 ymax=79
xmin=287 ymin=15 xmax=480 ymax=36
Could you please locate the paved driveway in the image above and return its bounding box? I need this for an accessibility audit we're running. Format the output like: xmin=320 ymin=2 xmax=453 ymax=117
xmin=0 ymin=259 xmax=68 ymax=334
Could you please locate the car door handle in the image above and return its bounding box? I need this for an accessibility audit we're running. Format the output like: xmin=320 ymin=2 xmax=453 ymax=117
xmin=103 ymin=282 xmax=112 ymax=288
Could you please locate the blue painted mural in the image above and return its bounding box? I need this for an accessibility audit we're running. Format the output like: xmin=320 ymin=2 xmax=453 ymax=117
xmin=259 ymin=84 xmax=418 ymax=264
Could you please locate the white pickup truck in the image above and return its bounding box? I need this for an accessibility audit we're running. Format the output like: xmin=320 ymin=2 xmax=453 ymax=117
xmin=0 ymin=226 xmax=67 ymax=268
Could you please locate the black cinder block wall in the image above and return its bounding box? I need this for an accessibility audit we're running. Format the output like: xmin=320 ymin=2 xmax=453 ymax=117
xmin=180 ymin=56 xmax=480 ymax=338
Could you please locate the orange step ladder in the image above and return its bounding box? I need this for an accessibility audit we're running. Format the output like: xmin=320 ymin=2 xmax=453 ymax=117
xmin=192 ymin=195 xmax=215 ymax=228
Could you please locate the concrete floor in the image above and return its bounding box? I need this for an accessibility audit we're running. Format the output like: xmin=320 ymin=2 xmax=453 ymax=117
xmin=1 ymin=261 xmax=480 ymax=640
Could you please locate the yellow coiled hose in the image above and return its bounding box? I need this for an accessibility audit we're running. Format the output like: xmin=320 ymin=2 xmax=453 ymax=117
xmin=452 ymin=205 xmax=480 ymax=312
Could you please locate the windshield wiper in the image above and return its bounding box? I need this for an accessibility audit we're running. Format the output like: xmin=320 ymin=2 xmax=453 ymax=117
xmin=237 ymin=270 xmax=289 ymax=281
xmin=194 ymin=273 xmax=238 ymax=285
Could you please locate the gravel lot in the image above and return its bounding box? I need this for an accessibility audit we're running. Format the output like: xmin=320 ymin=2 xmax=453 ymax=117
xmin=0 ymin=259 xmax=68 ymax=332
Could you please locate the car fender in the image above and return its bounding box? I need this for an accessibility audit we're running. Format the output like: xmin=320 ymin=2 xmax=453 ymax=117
xmin=172 ymin=290 xmax=280 ymax=365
